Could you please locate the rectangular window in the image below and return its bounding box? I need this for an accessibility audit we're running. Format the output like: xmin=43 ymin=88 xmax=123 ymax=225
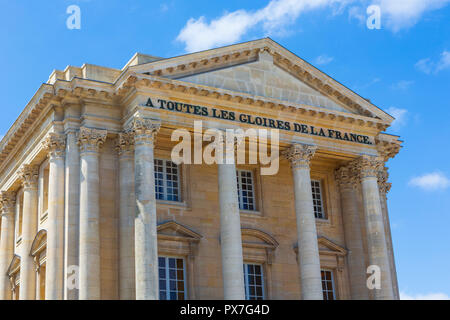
xmin=154 ymin=159 xmax=180 ymax=202
xmin=158 ymin=257 xmax=186 ymax=300
xmin=321 ymin=270 xmax=336 ymax=300
xmin=311 ymin=180 xmax=325 ymax=219
xmin=244 ymin=264 xmax=264 ymax=300
xmin=237 ymin=170 xmax=255 ymax=211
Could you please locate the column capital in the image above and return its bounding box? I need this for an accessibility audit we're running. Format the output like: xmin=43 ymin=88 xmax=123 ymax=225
xmin=335 ymin=164 xmax=359 ymax=190
xmin=378 ymin=166 xmax=392 ymax=195
xmin=282 ymin=143 xmax=317 ymax=169
xmin=355 ymin=155 xmax=384 ymax=180
xmin=42 ymin=133 xmax=66 ymax=159
xmin=127 ymin=117 xmax=160 ymax=145
xmin=18 ymin=164 xmax=39 ymax=190
xmin=116 ymin=132 xmax=135 ymax=156
xmin=0 ymin=191 xmax=16 ymax=215
xmin=77 ymin=127 xmax=107 ymax=154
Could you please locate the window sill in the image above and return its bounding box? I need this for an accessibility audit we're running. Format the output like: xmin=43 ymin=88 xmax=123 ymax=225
xmin=315 ymin=217 xmax=330 ymax=225
xmin=15 ymin=237 xmax=22 ymax=247
xmin=240 ymin=210 xmax=265 ymax=219
xmin=156 ymin=200 xmax=191 ymax=211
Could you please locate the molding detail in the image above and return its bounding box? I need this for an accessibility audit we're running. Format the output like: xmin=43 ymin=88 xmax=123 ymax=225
xmin=116 ymin=132 xmax=135 ymax=156
xmin=77 ymin=127 xmax=107 ymax=153
xmin=42 ymin=133 xmax=66 ymax=158
xmin=0 ymin=191 xmax=16 ymax=214
xmin=335 ymin=165 xmax=358 ymax=190
xmin=378 ymin=166 xmax=392 ymax=195
xmin=355 ymin=155 xmax=384 ymax=180
xmin=282 ymin=144 xmax=317 ymax=169
xmin=18 ymin=164 xmax=39 ymax=189
xmin=127 ymin=117 xmax=161 ymax=145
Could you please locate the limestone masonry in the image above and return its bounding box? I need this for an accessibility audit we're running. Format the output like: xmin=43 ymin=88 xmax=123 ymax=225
xmin=0 ymin=38 xmax=401 ymax=300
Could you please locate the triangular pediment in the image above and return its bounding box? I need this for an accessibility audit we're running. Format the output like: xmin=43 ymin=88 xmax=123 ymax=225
xmin=157 ymin=221 xmax=202 ymax=242
xmin=130 ymin=38 xmax=393 ymax=122
xmin=318 ymin=237 xmax=347 ymax=256
xmin=178 ymin=52 xmax=353 ymax=114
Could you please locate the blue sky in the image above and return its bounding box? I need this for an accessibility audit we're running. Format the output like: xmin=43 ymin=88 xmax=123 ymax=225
xmin=1 ymin=0 xmax=449 ymax=299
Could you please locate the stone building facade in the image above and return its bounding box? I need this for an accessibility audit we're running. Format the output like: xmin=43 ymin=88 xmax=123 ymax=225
xmin=0 ymin=38 xmax=401 ymax=300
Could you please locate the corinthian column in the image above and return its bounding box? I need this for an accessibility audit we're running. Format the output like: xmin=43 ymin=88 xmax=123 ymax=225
xmin=283 ymin=144 xmax=322 ymax=300
xmin=78 ymin=127 xmax=107 ymax=300
xmin=18 ymin=164 xmax=39 ymax=300
xmin=377 ymin=167 xmax=399 ymax=300
xmin=0 ymin=192 xmax=16 ymax=300
xmin=356 ymin=156 xmax=394 ymax=300
xmin=129 ymin=117 xmax=160 ymax=300
xmin=117 ymin=132 xmax=136 ymax=300
xmin=218 ymin=134 xmax=245 ymax=300
xmin=335 ymin=165 xmax=368 ymax=300
xmin=43 ymin=133 xmax=66 ymax=300
xmin=64 ymin=130 xmax=80 ymax=300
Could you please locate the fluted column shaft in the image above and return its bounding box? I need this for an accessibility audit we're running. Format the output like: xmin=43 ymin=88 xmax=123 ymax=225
xmin=18 ymin=165 xmax=39 ymax=300
xmin=117 ymin=132 xmax=136 ymax=300
xmin=336 ymin=165 xmax=369 ymax=300
xmin=78 ymin=127 xmax=107 ymax=300
xmin=357 ymin=156 xmax=394 ymax=300
xmin=284 ymin=144 xmax=323 ymax=300
xmin=0 ymin=192 xmax=16 ymax=300
xmin=130 ymin=118 xmax=160 ymax=300
xmin=218 ymin=142 xmax=245 ymax=300
xmin=378 ymin=167 xmax=400 ymax=300
xmin=43 ymin=133 xmax=66 ymax=300
xmin=64 ymin=130 xmax=80 ymax=300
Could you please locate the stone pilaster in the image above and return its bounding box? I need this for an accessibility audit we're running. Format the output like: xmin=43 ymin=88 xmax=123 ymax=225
xmin=117 ymin=132 xmax=136 ymax=300
xmin=128 ymin=117 xmax=160 ymax=300
xmin=64 ymin=130 xmax=80 ymax=300
xmin=78 ymin=127 xmax=107 ymax=300
xmin=283 ymin=144 xmax=323 ymax=300
xmin=356 ymin=155 xmax=394 ymax=300
xmin=18 ymin=164 xmax=39 ymax=300
xmin=217 ymin=133 xmax=245 ymax=300
xmin=42 ymin=133 xmax=66 ymax=300
xmin=377 ymin=167 xmax=399 ymax=300
xmin=335 ymin=164 xmax=368 ymax=300
xmin=0 ymin=192 xmax=16 ymax=300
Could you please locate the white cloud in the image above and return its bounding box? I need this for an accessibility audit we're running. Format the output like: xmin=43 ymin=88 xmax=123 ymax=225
xmin=315 ymin=54 xmax=334 ymax=66
xmin=387 ymin=107 xmax=408 ymax=130
xmin=409 ymin=172 xmax=450 ymax=191
xmin=176 ymin=0 xmax=450 ymax=52
xmin=416 ymin=51 xmax=450 ymax=74
xmin=401 ymin=291 xmax=450 ymax=300
xmin=176 ymin=0 xmax=355 ymax=52
xmin=391 ymin=80 xmax=414 ymax=91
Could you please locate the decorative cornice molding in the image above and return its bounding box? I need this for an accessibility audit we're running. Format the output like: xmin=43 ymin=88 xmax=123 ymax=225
xmin=42 ymin=133 xmax=66 ymax=159
xmin=77 ymin=127 xmax=107 ymax=154
xmin=0 ymin=191 xmax=16 ymax=214
xmin=282 ymin=143 xmax=317 ymax=169
xmin=18 ymin=164 xmax=39 ymax=189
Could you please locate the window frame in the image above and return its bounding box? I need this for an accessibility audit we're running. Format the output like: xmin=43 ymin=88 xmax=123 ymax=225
xmin=158 ymin=256 xmax=188 ymax=301
xmin=236 ymin=169 xmax=256 ymax=211
xmin=154 ymin=159 xmax=181 ymax=202
xmin=243 ymin=263 xmax=265 ymax=300
xmin=311 ymin=179 xmax=326 ymax=220
xmin=321 ymin=269 xmax=336 ymax=301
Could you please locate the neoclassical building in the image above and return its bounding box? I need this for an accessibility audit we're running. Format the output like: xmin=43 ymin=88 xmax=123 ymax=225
xmin=0 ymin=38 xmax=401 ymax=300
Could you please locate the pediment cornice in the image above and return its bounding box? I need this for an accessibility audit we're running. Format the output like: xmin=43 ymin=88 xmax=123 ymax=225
xmin=128 ymin=38 xmax=393 ymax=123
